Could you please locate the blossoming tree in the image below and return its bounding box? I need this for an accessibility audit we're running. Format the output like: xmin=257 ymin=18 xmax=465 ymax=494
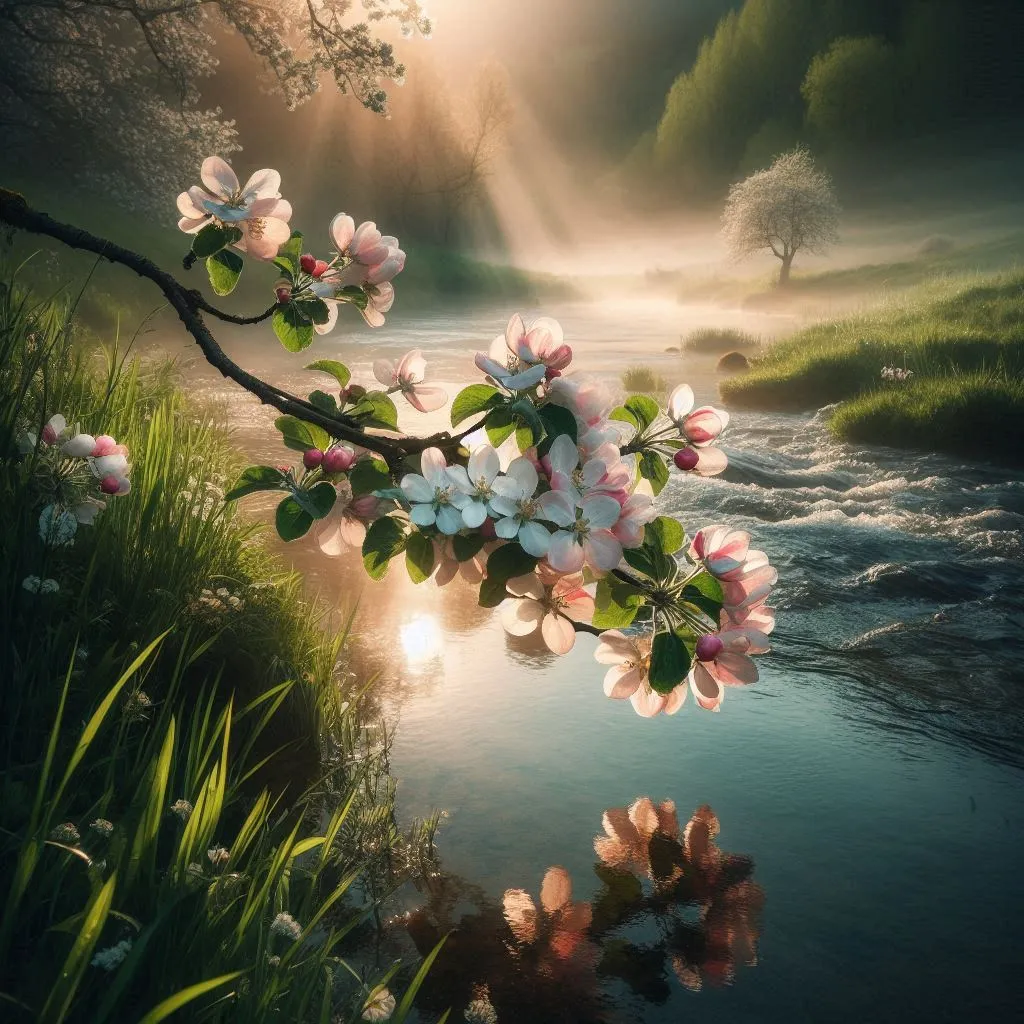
xmin=0 ymin=155 xmax=777 ymax=719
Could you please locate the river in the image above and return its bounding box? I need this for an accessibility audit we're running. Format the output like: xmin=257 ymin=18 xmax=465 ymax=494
xmin=172 ymin=296 xmax=1024 ymax=1023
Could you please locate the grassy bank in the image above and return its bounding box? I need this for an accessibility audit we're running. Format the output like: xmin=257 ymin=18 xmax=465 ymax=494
xmin=0 ymin=281 xmax=439 ymax=1021
xmin=720 ymin=272 xmax=1024 ymax=462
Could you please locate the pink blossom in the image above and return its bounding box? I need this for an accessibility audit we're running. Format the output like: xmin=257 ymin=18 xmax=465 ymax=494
xmin=500 ymin=572 xmax=594 ymax=655
xmin=690 ymin=526 xmax=752 ymax=580
xmin=546 ymin=496 xmax=623 ymax=573
xmin=594 ymin=630 xmax=687 ymax=717
xmin=373 ymin=351 xmax=448 ymax=413
xmin=688 ymin=627 xmax=769 ymax=711
xmin=176 ymin=157 xmax=292 ymax=261
xmin=673 ymin=445 xmax=728 ymax=477
xmin=501 ymin=314 xmax=573 ymax=372
xmin=316 ymin=491 xmax=379 ymax=557
xmin=432 ymin=538 xmax=489 ymax=587
xmin=612 ymin=493 xmax=656 ymax=548
xmin=40 ymin=413 xmax=66 ymax=446
xmin=666 ymin=384 xmax=730 ymax=447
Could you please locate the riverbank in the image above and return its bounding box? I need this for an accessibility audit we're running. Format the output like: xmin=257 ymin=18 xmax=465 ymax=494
xmin=720 ymin=271 xmax=1024 ymax=463
xmin=0 ymin=280 xmax=437 ymax=1021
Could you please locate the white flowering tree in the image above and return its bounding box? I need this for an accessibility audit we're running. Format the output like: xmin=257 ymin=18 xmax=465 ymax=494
xmin=1 ymin=154 xmax=778 ymax=720
xmin=0 ymin=0 xmax=429 ymax=204
xmin=721 ymin=147 xmax=840 ymax=286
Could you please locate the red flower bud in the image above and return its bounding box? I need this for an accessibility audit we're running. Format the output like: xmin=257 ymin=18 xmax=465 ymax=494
xmin=302 ymin=449 xmax=323 ymax=470
xmin=99 ymin=474 xmax=122 ymax=495
xmin=275 ymin=286 xmax=292 ymax=304
xmin=299 ymin=253 xmax=317 ymax=274
xmin=479 ymin=518 xmax=497 ymax=540
xmin=322 ymin=447 xmax=356 ymax=474
xmin=312 ymin=260 xmax=330 ymax=279
xmin=673 ymin=447 xmax=700 ymax=471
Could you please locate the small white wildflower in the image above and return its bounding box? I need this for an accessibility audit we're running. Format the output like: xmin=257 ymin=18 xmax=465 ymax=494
xmin=267 ymin=954 xmax=281 ymax=968
xmin=207 ymin=845 xmax=230 ymax=866
xmin=270 ymin=911 xmax=303 ymax=941
xmin=91 ymin=938 xmax=132 ymax=971
xmin=50 ymin=822 xmax=80 ymax=844
xmin=90 ymin=818 xmax=114 ymax=837
xmin=170 ymin=799 xmax=193 ymax=822
xmin=22 ymin=576 xmax=60 ymax=594
xmin=362 ymin=987 xmax=396 ymax=1022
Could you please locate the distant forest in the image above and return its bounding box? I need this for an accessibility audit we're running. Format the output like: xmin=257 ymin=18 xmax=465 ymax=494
xmin=602 ymin=0 xmax=1024 ymax=201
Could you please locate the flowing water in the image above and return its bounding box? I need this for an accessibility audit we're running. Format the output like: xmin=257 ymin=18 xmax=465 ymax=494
xmin=175 ymin=297 xmax=1024 ymax=1023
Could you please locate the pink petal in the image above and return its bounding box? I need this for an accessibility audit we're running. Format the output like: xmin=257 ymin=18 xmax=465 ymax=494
xmin=542 ymin=612 xmax=576 ymax=655
xmin=689 ymin=665 xmax=723 ymax=710
xmin=540 ymin=866 xmax=572 ymax=913
xmin=330 ymin=213 xmax=355 ymax=251
xmin=406 ymin=386 xmax=448 ymax=413
xmin=373 ymin=359 xmax=396 ymax=387
xmin=603 ymin=664 xmax=644 ymax=698
xmin=630 ymin=685 xmax=668 ymax=718
xmin=713 ymin=651 xmax=759 ymax=686
xmin=201 ymin=156 xmax=239 ymax=198
xmin=503 ymin=889 xmax=538 ymax=944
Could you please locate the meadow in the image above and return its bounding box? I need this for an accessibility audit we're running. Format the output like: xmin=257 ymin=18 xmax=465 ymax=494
xmin=720 ymin=271 xmax=1024 ymax=463
xmin=0 ymin=279 xmax=442 ymax=1022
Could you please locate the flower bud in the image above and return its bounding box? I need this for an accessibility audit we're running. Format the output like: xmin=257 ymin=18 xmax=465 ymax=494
xmin=323 ymin=446 xmax=356 ymax=474
xmin=673 ymin=447 xmax=700 ymax=471
xmin=695 ymin=634 xmax=724 ymax=662
xmin=302 ymin=449 xmax=324 ymax=470
xmin=479 ymin=518 xmax=497 ymax=540
xmin=312 ymin=259 xmax=329 ymax=279
xmin=341 ymin=384 xmax=367 ymax=404
xmin=91 ymin=435 xmax=117 ymax=457
xmin=275 ymin=286 xmax=292 ymax=304
xmin=99 ymin=474 xmax=122 ymax=495
xmin=299 ymin=253 xmax=317 ymax=274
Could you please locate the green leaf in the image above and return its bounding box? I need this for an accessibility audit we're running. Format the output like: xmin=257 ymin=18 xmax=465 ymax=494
xmin=339 ymin=285 xmax=368 ymax=310
xmin=225 ymin=465 xmax=287 ymax=501
xmin=639 ymin=450 xmax=670 ymax=496
xmin=405 ymin=532 xmax=435 ymax=584
xmin=478 ymin=575 xmax=509 ymax=608
xmin=206 ymin=249 xmax=243 ymax=296
xmin=275 ymin=415 xmax=331 ymax=453
xmin=538 ymin=402 xmax=578 ymax=443
xmin=609 ymin=405 xmax=638 ymax=428
xmin=681 ymin=570 xmax=725 ymax=621
xmin=649 ymin=628 xmax=692 ymax=694
xmin=191 ymin=223 xmax=231 ymax=259
xmin=350 ymin=390 xmax=399 ymax=431
xmin=515 ymin=424 xmax=534 ymax=452
xmin=136 ymin=973 xmax=244 ymax=1024
xmin=486 ymin=543 xmax=538 ymax=584
xmin=485 ymin=407 xmax=516 ymax=447
xmin=308 ymin=389 xmax=338 ymax=415
xmin=305 ymin=359 xmax=351 ymax=388
xmin=273 ymin=304 xmax=315 ymax=352
xmin=362 ymin=517 xmax=407 ymax=580
xmin=622 ymin=544 xmax=676 ymax=583
xmin=452 ymin=533 xmax=485 ymax=562
xmin=273 ymin=232 xmax=304 ymax=276
xmin=510 ymin=398 xmax=544 ymax=446
xmin=645 ymin=516 xmax=686 ymax=555
xmin=293 ymin=295 xmax=331 ymax=326
xmin=624 ymin=394 xmax=661 ymax=430
xmin=450 ymin=384 xmax=504 ymax=428
xmin=291 ymin=481 xmax=337 ymax=520
xmin=592 ymin=578 xmax=646 ymax=629
xmin=350 ymin=457 xmax=391 ymax=498
xmin=276 ymin=495 xmax=314 ymax=541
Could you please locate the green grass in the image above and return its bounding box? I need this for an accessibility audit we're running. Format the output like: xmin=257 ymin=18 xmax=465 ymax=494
xmin=681 ymin=327 xmax=760 ymax=353
xmin=0 ymin=279 xmax=441 ymax=1021
xmin=721 ymin=271 xmax=1024 ymax=463
xmin=621 ymin=365 xmax=669 ymax=394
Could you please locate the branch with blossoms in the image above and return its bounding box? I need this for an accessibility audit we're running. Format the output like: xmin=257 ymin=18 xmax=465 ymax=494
xmin=0 ymin=156 xmax=778 ymax=717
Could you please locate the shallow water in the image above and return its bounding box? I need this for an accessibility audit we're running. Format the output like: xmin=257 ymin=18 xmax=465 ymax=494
xmin=174 ymin=297 xmax=1024 ymax=1022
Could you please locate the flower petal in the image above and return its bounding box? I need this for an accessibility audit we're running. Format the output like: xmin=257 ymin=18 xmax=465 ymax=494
xmin=541 ymin=612 xmax=576 ymax=655
xmin=201 ymin=156 xmax=239 ymax=199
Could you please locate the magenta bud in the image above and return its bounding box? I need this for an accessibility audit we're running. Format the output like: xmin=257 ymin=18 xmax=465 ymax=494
xmin=479 ymin=518 xmax=497 ymax=540
xmin=41 ymin=425 xmax=57 ymax=445
xmin=322 ymin=447 xmax=356 ymax=474
xmin=545 ymin=366 xmax=562 ymax=381
xmin=696 ymin=634 xmax=724 ymax=662
xmin=275 ymin=286 xmax=291 ymax=304
xmin=673 ymin=447 xmax=700 ymax=471
xmin=299 ymin=253 xmax=317 ymax=274
xmin=99 ymin=474 xmax=121 ymax=495
xmin=303 ymin=449 xmax=323 ymax=470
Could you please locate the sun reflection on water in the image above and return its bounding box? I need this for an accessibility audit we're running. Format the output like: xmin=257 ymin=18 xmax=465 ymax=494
xmin=400 ymin=614 xmax=444 ymax=666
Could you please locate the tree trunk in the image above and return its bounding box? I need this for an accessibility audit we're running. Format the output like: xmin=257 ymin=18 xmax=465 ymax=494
xmin=778 ymin=252 xmax=794 ymax=287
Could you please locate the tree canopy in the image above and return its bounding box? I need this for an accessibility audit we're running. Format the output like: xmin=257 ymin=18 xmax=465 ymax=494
xmin=0 ymin=0 xmax=430 ymax=206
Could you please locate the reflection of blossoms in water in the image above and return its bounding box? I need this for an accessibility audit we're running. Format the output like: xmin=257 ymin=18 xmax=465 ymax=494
xmin=502 ymin=866 xmax=593 ymax=963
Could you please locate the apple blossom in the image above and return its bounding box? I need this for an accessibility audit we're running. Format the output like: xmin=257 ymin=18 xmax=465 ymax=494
xmin=322 ymin=446 xmax=358 ymax=474
xmin=303 ymin=449 xmax=323 ymax=470
xmin=612 ymin=493 xmax=657 ymax=548
xmin=690 ymin=526 xmax=752 ymax=580
xmin=316 ymin=491 xmax=379 ymax=556
xmin=674 ymin=444 xmax=729 ymax=476
xmin=667 ymin=384 xmax=730 ymax=447
xmin=547 ymin=496 xmax=623 ymax=573
xmin=500 ymin=572 xmax=595 ymax=655
xmin=177 ymin=157 xmax=292 ymax=260
xmin=473 ymin=351 xmax=547 ymax=392
xmin=594 ymin=630 xmax=687 ymax=717
xmin=489 ymin=457 xmax=575 ymax=557
xmin=497 ymin=313 xmax=573 ymax=374
xmin=40 ymin=413 xmax=67 ymax=446
xmin=688 ymin=627 xmax=770 ymax=711
xmin=400 ymin=448 xmax=470 ymax=535
xmin=432 ymin=538 xmax=489 ymax=586
xmin=373 ymin=350 xmax=447 ymax=413
xmin=446 ymin=444 xmax=502 ymax=528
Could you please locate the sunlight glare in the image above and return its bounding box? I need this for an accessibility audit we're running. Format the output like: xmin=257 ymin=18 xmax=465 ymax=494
xmin=400 ymin=614 xmax=444 ymax=665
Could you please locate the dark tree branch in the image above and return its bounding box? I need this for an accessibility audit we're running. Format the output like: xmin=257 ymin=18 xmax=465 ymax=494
xmin=0 ymin=188 xmax=427 ymax=465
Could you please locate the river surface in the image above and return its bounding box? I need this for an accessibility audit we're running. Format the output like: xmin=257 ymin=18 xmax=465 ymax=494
xmin=170 ymin=297 xmax=1024 ymax=1023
